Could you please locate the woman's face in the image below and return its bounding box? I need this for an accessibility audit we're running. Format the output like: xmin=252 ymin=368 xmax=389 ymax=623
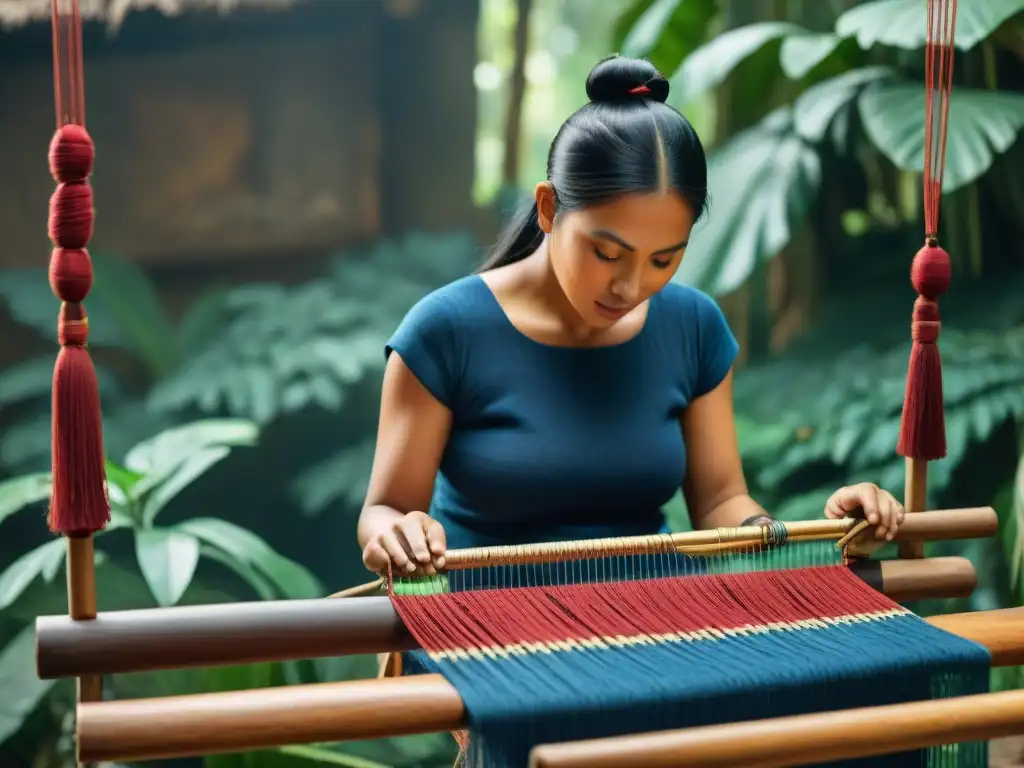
xmin=538 ymin=187 xmax=697 ymax=328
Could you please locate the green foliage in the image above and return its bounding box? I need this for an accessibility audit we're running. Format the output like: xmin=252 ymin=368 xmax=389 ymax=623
xmin=0 ymin=419 xmax=325 ymax=755
xmin=669 ymin=21 xmax=806 ymax=106
xmin=859 ymin=84 xmax=1024 ymax=192
xmin=147 ymin=232 xmax=481 ymax=425
xmin=0 ymin=249 xmax=228 ymax=472
xmin=0 ymin=232 xmax=480 ymax=766
xmin=616 ymin=0 xmax=718 ymax=73
xmin=0 ymin=250 xmax=227 ymax=378
xmin=673 ymin=104 xmax=823 ymax=294
xmin=614 ymin=0 xmax=1024 ymax=296
xmin=835 ymin=0 xmax=1024 ymax=52
xmin=734 ymin=321 xmax=1024 ymax=522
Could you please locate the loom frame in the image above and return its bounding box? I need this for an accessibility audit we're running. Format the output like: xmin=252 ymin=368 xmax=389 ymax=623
xmin=71 ymin=607 xmax=1024 ymax=763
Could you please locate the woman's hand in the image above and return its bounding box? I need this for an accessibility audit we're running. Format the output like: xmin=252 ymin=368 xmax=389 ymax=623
xmin=824 ymin=483 xmax=905 ymax=541
xmin=362 ymin=510 xmax=447 ymax=576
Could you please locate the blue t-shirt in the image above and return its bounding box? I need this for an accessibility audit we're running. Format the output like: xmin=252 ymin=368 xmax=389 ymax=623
xmin=384 ymin=275 xmax=739 ymax=550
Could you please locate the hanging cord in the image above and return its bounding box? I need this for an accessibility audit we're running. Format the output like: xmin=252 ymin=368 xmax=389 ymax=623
xmin=896 ymin=0 xmax=958 ymax=463
xmin=46 ymin=0 xmax=109 ymax=537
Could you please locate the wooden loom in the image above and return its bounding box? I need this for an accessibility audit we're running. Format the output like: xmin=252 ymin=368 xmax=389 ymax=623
xmin=33 ymin=509 xmax=1024 ymax=765
xmin=34 ymin=0 xmax=1024 ymax=765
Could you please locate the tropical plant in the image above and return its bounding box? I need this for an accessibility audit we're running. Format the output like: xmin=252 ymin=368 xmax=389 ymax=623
xmin=0 ymin=249 xmax=231 ymax=472
xmin=146 ymin=231 xmax=483 ymax=517
xmin=735 ymin=320 xmax=1024 ymax=514
xmin=614 ymin=0 xmax=1024 ymax=296
xmin=0 ymin=419 xmax=324 ymax=760
xmin=0 ymin=232 xmax=483 ymax=499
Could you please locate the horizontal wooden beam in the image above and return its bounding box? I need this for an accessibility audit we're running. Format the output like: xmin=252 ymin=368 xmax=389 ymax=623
xmin=529 ymin=688 xmax=1024 ymax=768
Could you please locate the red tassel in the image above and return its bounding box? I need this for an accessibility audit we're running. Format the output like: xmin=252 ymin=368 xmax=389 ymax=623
xmin=46 ymin=124 xmax=109 ymax=536
xmin=896 ymin=243 xmax=951 ymax=462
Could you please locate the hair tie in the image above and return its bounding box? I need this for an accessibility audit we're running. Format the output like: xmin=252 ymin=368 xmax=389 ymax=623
xmin=628 ymin=85 xmax=651 ymax=95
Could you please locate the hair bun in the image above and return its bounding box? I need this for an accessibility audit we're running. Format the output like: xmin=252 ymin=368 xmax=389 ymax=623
xmin=585 ymin=55 xmax=669 ymax=104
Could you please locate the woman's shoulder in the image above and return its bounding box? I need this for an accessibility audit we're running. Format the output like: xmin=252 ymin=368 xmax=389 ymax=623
xmin=653 ymin=281 xmax=738 ymax=397
xmin=655 ymin=282 xmax=728 ymax=327
xmin=388 ymin=275 xmax=496 ymax=358
xmin=402 ymin=275 xmax=491 ymax=325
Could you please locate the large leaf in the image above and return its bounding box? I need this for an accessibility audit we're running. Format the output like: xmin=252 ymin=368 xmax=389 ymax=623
xmin=124 ymin=419 xmax=258 ymax=496
xmin=668 ymin=21 xmax=806 ymax=106
xmin=619 ymin=0 xmax=718 ymax=74
xmin=177 ymin=517 xmax=323 ymax=600
xmin=836 ymin=0 xmax=1024 ymax=53
xmin=859 ymin=84 xmax=1024 ymax=192
xmin=87 ymin=251 xmax=182 ymax=377
xmin=0 ymin=538 xmax=66 ymax=611
xmin=135 ymin=528 xmax=201 ymax=607
xmin=141 ymin=446 xmax=232 ymax=526
xmin=0 ymin=472 xmax=51 ymax=527
xmin=792 ymin=66 xmax=894 ymax=143
xmin=675 ymin=110 xmax=821 ymax=295
xmin=779 ymin=33 xmax=842 ymax=80
xmin=0 ymin=624 xmax=58 ymax=746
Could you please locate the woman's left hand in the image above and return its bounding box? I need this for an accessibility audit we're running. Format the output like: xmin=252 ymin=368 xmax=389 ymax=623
xmin=824 ymin=483 xmax=905 ymax=541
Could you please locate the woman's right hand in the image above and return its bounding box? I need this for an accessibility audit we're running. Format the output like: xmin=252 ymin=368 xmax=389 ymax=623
xmin=361 ymin=510 xmax=447 ymax=576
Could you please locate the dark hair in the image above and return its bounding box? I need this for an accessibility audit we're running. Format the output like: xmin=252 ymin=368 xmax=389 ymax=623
xmin=479 ymin=55 xmax=708 ymax=272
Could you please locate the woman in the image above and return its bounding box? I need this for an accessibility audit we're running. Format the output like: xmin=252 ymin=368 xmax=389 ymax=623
xmin=358 ymin=55 xmax=903 ymax=577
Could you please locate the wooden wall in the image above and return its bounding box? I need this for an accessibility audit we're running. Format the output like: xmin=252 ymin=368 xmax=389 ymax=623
xmin=0 ymin=0 xmax=479 ymax=271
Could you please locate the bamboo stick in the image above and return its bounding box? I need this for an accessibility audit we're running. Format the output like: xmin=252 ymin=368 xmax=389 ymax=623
xmin=74 ymin=607 xmax=1024 ymax=763
xmin=36 ymin=556 xmax=977 ymax=680
xmin=899 ymin=458 xmax=930 ymax=559
xmin=443 ymin=507 xmax=995 ymax=568
xmin=528 ymin=688 xmax=1024 ymax=768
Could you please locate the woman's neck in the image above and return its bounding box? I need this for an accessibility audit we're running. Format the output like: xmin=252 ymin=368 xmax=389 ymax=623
xmin=517 ymin=241 xmax=600 ymax=343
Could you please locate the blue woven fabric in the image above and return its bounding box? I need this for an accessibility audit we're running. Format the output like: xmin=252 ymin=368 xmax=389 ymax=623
xmin=404 ymin=605 xmax=990 ymax=768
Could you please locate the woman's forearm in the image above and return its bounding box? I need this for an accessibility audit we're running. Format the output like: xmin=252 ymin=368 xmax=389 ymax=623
xmin=696 ymin=494 xmax=770 ymax=530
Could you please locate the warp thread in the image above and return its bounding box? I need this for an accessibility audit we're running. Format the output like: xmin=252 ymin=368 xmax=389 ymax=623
xmin=394 ymin=565 xmax=990 ymax=768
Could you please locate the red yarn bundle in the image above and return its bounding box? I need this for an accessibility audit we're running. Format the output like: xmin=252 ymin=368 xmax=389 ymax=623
xmin=896 ymin=0 xmax=957 ymax=463
xmin=896 ymin=244 xmax=951 ymax=461
xmin=46 ymin=123 xmax=109 ymax=536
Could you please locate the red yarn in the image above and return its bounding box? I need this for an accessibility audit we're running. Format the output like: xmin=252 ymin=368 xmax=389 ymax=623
xmin=897 ymin=294 xmax=947 ymax=461
xmin=48 ymin=124 xmax=94 ymax=182
xmin=391 ymin=568 xmax=898 ymax=655
xmin=48 ymin=182 xmax=94 ymax=249
xmin=897 ymin=0 xmax=957 ymax=463
xmin=46 ymin=122 xmax=108 ymax=536
xmin=48 ymin=248 xmax=93 ymax=303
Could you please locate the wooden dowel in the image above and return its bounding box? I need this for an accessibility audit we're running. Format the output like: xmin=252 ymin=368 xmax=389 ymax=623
xmin=37 ymin=556 xmax=977 ymax=680
xmin=75 ymin=607 xmax=1024 ymax=763
xmin=38 ymin=591 xmax=415 ymax=679
xmin=444 ymin=507 xmax=995 ymax=569
xmin=79 ymin=674 xmax=466 ymax=763
xmin=848 ymin=555 xmax=976 ymax=603
xmin=899 ymin=457 xmax=929 ymax=559
xmin=528 ymin=689 xmax=1024 ymax=768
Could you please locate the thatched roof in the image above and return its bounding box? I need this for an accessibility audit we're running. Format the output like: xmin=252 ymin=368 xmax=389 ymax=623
xmin=0 ymin=0 xmax=302 ymax=31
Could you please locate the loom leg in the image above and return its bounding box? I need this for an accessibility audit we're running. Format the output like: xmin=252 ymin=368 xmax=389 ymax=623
xmin=67 ymin=535 xmax=101 ymax=767
xmin=899 ymin=458 xmax=928 ymax=559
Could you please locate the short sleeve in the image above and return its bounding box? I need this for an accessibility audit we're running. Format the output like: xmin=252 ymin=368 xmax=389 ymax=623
xmin=385 ymin=289 xmax=461 ymax=408
xmin=692 ymin=290 xmax=739 ymax=398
